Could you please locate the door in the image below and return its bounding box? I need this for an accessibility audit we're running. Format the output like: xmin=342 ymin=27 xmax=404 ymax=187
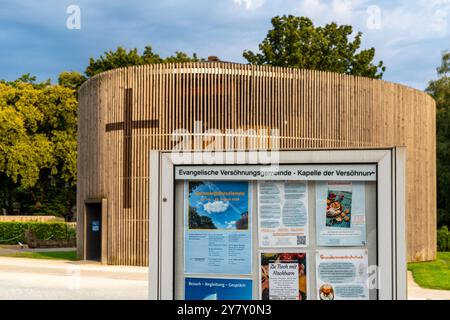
xmin=85 ymin=202 xmax=102 ymax=261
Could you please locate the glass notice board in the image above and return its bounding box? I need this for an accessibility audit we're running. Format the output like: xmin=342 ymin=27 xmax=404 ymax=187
xmin=173 ymin=165 xmax=378 ymax=300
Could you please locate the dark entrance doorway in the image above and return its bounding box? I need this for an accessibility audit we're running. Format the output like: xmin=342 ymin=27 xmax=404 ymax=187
xmin=85 ymin=202 xmax=102 ymax=261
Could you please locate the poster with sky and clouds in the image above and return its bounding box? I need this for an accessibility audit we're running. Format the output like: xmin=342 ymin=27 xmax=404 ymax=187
xmin=184 ymin=181 xmax=252 ymax=275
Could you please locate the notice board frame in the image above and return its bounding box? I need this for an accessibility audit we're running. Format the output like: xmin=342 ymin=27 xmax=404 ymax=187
xmin=148 ymin=148 xmax=407 ymax=300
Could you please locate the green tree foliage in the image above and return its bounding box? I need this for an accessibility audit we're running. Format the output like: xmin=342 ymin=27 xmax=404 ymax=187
xmin=188 ymin=206 xmax=217 ymax=229
xmin=427 ymin=52 xmax=450 ymax=228
xmin=85 ymin=45 xmax=203 ymax=77
xmin=58 ymin=71 xmax=87 ymax=91
xmin=437 ymin=226 xmax=450 ymax=251
xmin=235 ymin=212 xmax=248 ymax=230
xmin=243 ymin=15 xmax=385 ymax=79
xmin=0 ymin=76 xmax=77 ymax=218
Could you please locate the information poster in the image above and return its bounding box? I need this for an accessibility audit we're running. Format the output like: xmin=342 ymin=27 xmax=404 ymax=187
xmin=260 ymin=252 xmax=307 ymax=300
xmin=185 ymin=277 xmax=253 ymax=300
xmin=184 ymin=181 xmax=252 ymax=275
xmin=258 ymin=182 xmax=308 ymax=247
xmin=316 ymin=250 xmax=369 ymax=300
xmin=316 ymin=182 xmax=366 ymax=246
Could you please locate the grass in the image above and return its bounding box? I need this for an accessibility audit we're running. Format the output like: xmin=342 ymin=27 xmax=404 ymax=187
xmin=408 ymin=252 xmax=450 ymax=290
xmin=0 ymin=250 xmax=77 ymax=261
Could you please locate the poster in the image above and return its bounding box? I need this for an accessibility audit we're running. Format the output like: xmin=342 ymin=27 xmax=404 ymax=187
xmin=260 ymin=252 xmax=307 ymax=300
xmin=185 ymin=277 xmax=253 ymax=300
xmin=316 ymin=182 xmax=366 ymax=246
xmin=316 ymin=250 xmax=369 ymax=300
xmin=184 ymin=181 xmax=252 ymax=275
xmin=258 ymin=182 xmax=308 ymax=247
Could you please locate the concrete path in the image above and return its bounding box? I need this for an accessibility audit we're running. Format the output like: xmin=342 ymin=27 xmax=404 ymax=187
xmin=0 ymin=256 xmax=148 ymax=300
xmin=407 ymin=271 xmax=450 ymax=300
xmin=1 ymin=250 xmax=447 ymax=300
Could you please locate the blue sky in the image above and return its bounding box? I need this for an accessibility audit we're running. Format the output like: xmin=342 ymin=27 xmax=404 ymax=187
xmin=0 ymin=0 xmax=448 ymax=90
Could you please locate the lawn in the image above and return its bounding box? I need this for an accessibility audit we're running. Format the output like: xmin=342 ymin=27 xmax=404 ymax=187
xmin=408 ymin=252 xmax=450 ymax=290
xmin=0 ymin=250 xmax=77 ymax=261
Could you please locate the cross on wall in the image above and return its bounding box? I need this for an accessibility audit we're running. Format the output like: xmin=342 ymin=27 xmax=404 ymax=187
xmin=105 ymin=88 xmax=159 ymax=209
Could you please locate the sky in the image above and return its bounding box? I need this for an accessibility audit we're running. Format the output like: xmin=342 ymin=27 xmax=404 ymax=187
xmin=0 ymin=0 xmax=448 ymax=90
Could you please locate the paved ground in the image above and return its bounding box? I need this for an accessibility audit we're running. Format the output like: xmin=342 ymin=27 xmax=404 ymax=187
xmin=407 ymin=271 xmax=450 ymax=300
xmin=0 ymin=244 xmax=448 ymax=300
xmin=0 ymin=256 xmax=148 ymax=300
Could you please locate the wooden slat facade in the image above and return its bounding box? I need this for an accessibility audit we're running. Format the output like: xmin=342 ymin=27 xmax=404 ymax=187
xmin=77 ymin=63 xmax=436 ymax=266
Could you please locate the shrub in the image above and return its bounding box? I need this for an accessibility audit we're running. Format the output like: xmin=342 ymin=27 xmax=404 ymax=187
xmin=0 ymin=221 xmax=76 ymax=244
xmin=437 ymin=226 xmax=449 ymax=252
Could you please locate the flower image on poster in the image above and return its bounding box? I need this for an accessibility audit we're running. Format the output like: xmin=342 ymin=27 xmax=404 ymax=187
xmin=316 ymin=250 xmax=369 ymax=300
xmin=316 ymin=182 xmax=366 ymax=246
xmin=260 ymin=252 xmax=307 ymax=300
xmin=185 ymin=277 xmax=252 ymax=300
xmin=258 ymin=181 xmax=308 ymax=247
xmin=184 ymin=181 xmax=252 ymax=275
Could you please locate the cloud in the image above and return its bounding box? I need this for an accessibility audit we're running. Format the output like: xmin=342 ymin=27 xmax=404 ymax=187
xmin=233 ymin=0 xmax=265 ymax=10
xmin=298 ymin=0 xmax=367 ymax=24
xmin=0 ymin=0 xmax=448 ymax=90
xmin=293 ymin=0 xmax=449 ymax=89
xmin=203 ymin=200 xmax=229 ymax=213
xmin=361 ymin=0 xmax=449 ymax=88
xmin=379 ymin=2 xmax=449 ymax=38
xmin=225 ymin=221 xmax=237 ymax=229
xmin=294 ymin=0 xmax=449 ymax=40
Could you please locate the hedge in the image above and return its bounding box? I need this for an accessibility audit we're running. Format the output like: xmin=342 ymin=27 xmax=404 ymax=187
xmin=0 ymin=221 xmax=76 ymax=245
xmin=437 ymin=226 xmax=450 ymax=252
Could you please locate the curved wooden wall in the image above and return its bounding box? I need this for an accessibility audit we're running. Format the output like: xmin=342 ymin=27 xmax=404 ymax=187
xmin=77 ymin=63 xmax=436 ymax=266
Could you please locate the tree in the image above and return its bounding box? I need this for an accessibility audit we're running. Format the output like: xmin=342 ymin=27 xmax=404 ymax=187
xmin=58 ymin=71 xmax=87 ymax=91
xmin=0 ymin=76 xmax=77 ymax=218
xmin=188 ymin=206 xmax=217 ymax=229
xmin=85 ymin=45 xmax=203 ymax=77
xmin=243 ymin=15 xmax=385 ymax=79
xmin=427 ymin=52 xmax=450 ymax=228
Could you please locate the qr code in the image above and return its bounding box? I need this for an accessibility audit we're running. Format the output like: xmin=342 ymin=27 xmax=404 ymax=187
xmin=297 ymin=236 xmax=306 ymax=245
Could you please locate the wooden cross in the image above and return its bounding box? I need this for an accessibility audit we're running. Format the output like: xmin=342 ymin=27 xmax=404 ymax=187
xmin=105 ymin=88 xmax=159 ymax=208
